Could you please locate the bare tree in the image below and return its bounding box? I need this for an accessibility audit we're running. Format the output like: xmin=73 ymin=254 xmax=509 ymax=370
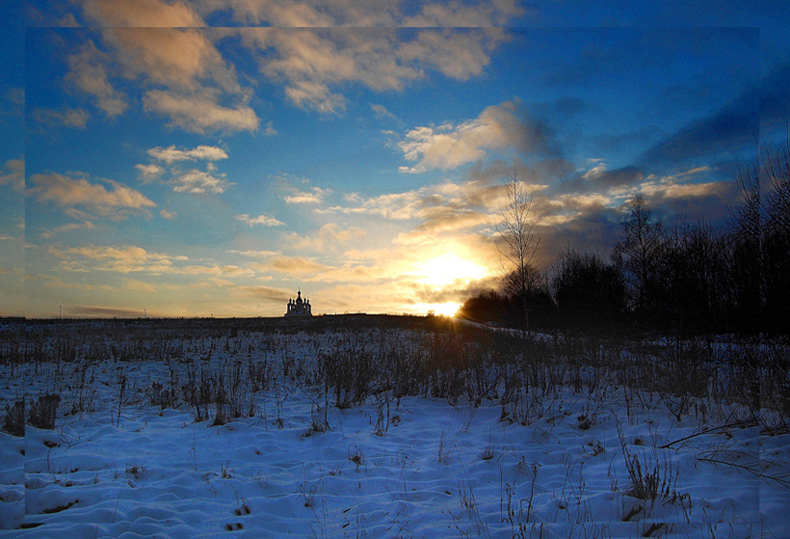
xmin=495 ymin=164 xmax=542 ymax=332
xmin=612 ymin=194 xmax=665 ymax=316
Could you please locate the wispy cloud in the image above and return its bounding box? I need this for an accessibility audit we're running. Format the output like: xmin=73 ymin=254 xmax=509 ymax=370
xmin=27 ymin=173 xmax=155 ymax=220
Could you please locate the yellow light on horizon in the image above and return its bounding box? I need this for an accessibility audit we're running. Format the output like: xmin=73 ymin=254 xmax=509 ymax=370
xmin=416 ymin=252 xmax=488 ymax=288
xmin=414 ymin=302 xmax=461 ymax=317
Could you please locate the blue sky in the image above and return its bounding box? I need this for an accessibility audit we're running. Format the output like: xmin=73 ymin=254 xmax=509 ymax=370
xmin=3 ymin=0 xmax=790 ymax=317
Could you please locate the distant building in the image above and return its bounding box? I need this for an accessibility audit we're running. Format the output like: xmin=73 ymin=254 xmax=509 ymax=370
xmin=285 ymin=290 xmax=312 ymax=317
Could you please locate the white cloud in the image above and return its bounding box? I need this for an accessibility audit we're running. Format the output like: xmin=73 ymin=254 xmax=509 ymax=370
xmin=0 ymin=158 xmax=24 ymax=192
xmin=148 ymin=145 xmax=229 ymax=164
xmin=42 ymin=221 xmax=97 ymax=239
xmin=135 ymin=163 xmax=164 ymax=181
xmin=84 ymin=0 xmax=206 ymax=27
xmin=31 ymin=107 xmax=90 ymax=128
xmin=240 ymin=28 xmax=508 ymax=115
xmin=66 ymin=41 xmax=128 ymax=117
xmin=143 ymin=88 xmax=258 ymax=134
xmin=235 ymin=213 xmax=284 ymax=227
xmin=108 ymin=28 xmax=238 ymax=93
xmin=27 ymin=173 xmax=155 ymax=219
xmin=194 ymin=0 xmax=523 ymax=28
xmin=284 ymin=186 xmax=331 ymax=204
xmin=371 ymin=103 xmax=398 ymax=122
xmin=286 ymin=223 xmax=366 ymax=252
xmin=397 ymin=101 xmax=548 ymax=173
xmin=159 ymin=209 xmax=178 ymax=219
xmin=169 ymin=169 xmax=233 ymax=194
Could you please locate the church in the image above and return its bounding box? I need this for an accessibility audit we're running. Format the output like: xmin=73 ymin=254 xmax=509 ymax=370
xmin=285 ymin=290 xmax=312 ymax=317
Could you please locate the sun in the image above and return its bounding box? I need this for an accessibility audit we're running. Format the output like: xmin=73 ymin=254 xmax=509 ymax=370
xmin=416 ymin=252 xmax=488 ymax=288
xmin=412 ymin=302 xmax=462 ymax=317
xmin=433 ymin=302 xmax=461 ymax=317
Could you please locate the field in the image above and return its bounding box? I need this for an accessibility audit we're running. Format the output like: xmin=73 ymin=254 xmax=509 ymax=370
xmin=1 ymin=316 xmax=789 ymax=538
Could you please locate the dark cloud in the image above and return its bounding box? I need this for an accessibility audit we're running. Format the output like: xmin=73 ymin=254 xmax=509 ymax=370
xmin=67 ymin=305 xmax=144 ymax=318
xmin=641 ymin=62 xmax=790 ymax=167
xmin=557 ymin=165 xmax=644 ymax=194
xmin=538 ymin=207 xmax=623 ymax=265
xmin=241 ymin=286 xmax=291 ymax=304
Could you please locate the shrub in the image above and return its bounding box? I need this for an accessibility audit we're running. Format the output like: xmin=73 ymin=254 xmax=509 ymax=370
xmin=28 ymin=394 xmax=61 ymax=430
xmin=2 ymin=399 xmax=25 ymax=436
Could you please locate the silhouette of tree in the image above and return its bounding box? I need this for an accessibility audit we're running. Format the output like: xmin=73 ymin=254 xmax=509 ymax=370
xmin=495 ymin=164 xmax=542 ymax=333
xmin=612 ymin=195 xmax=665 ymax=320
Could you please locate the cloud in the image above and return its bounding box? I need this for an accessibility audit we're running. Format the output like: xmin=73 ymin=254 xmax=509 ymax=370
xmin=54 ymin=244 xmax=254 ymax=279
xmin=65 ymin=27 xmax=260 ymax=134
xmin=235 ymin=213 xmax=284 ymax=227
xmin=66 ymin=305 xmax=145 ymax=318
xmin=169 ymin=169 xmax=234 ymax=194
xmin=31 ymin=107 xmax=89 ymax=128
xmin=42 ymin=221 xmax=97 ymax=239
xmin=66 ymin=40 xmax=128 ymax=117
xmin=108 ymin=28 xmax=238 ymax=92
xmin=267 ymin=256 xmax=329 ymax=276
xmin=398 ymin=101 xmax=554 ymax=173
xmin=559 ymin=162 xmax=645 ymax=194
xmin=230 ymin=249 xmax=279 ymax=258
xmin=159 ymin=209 xmax=177 ymax=219
xmin=641 ymin=63 xmax=790 ymax=166
xmin=239 ymin=285 xmax=292 ymax=304
xmin=633 ymin=167 xmax=729 ymax=201
xmin=193 ymin=0 xmax=524 ymax=28
xmin=239 ymin=28 xmax=508 ymax=114
xmin=148 ymin=145 xmax=229 ymax=164
xmin=0 ymin=158 xmax=24 ymax=192
xmin=27 ymin=173 xmax=156 ymax=219
xmin=135 ymin=163 xmax=164 ymax=181
xmin=57 ymin=244 xmax=178 ymax=273
xmin=143 ymin=88 xmax=258 ymax=133
xmin=286 ymin=223 xmax=366 ymax=252
xmin=371 ymin=103 xmax=398 ymax=122
xmin=401 ymin=0 xmax=525 ymax=26
xmin=284 ymin=186 xmax=331 ymax=204
xmin=84 ymin=0 xmax=206 ymax=27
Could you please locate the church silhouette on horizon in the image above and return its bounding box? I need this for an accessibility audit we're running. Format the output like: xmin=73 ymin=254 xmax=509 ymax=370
xmin=285 ymin=290 xmax=312 ymax=317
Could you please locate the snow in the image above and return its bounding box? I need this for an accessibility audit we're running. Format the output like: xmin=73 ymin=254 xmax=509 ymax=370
xmin=1 ymin=320 xmax=789 ymax=538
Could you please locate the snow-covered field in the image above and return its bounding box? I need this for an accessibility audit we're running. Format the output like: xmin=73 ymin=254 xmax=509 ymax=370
xmin=1 ymin=318 xmax=789 ymax=538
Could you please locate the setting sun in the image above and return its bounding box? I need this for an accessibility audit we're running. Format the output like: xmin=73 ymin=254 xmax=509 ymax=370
xmin=412 ymin=302 xmax=461 ymax=317
xmin=415 ymin=253 xmax=488 ymax=288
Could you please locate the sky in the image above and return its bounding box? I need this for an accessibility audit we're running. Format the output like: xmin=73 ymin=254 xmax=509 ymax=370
xmin=2 ymin=0 xmax=790 ymax=318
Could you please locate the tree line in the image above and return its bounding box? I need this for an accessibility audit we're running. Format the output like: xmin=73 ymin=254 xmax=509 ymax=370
xmin=459 ymin=146 xmax=790 ymax=337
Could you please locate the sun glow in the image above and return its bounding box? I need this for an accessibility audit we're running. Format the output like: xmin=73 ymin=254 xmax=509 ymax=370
xmin=415 ymin=252 xmax=488 ymax=288
xmin=414 ymin=302 xmax=461 ymax=317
